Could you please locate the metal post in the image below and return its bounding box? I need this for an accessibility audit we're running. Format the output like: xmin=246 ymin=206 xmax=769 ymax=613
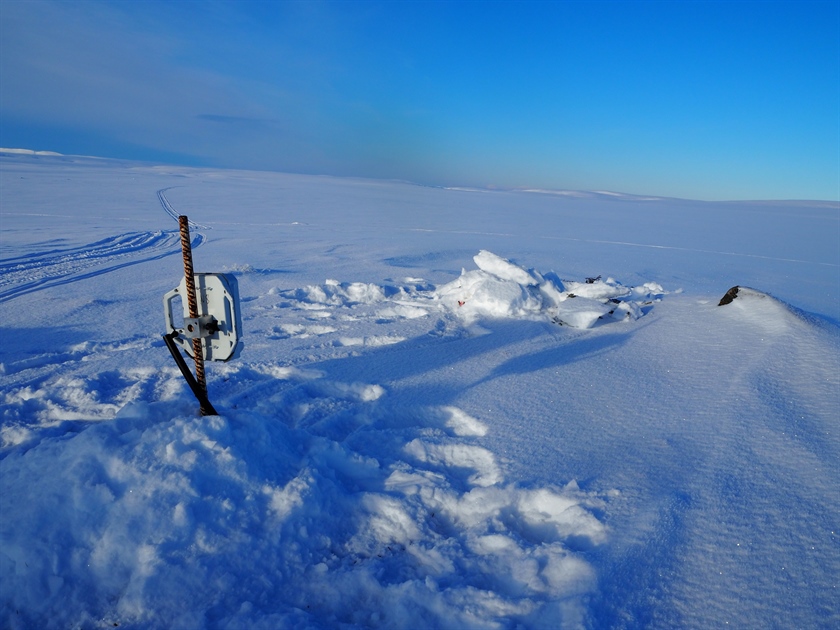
xmin=178 ymin=215 xmax=214 ymax=416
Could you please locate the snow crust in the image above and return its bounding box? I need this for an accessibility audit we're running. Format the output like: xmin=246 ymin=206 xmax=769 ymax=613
xmin=0 ymin=154 xmax=838 ymax=629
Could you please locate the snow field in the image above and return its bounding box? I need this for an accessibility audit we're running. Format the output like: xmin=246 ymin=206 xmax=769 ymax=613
xmin=0 ymin=153 xmax=838 ymax=628
xmin=1 ymin=371 xmax=612 ymax=629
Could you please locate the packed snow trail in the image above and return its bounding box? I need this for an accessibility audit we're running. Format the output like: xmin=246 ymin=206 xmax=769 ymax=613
xmin=0 ymin=231 xmax=204 ymax=303
xmin=0 ymin=187 xmax=209 ymax=303
xmin=156 ymin=188 xmax=210 ymax=229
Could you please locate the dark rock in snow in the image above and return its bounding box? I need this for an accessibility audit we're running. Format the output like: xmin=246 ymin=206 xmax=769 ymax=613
xmin=718 ymin=286 xmax=740 ymax=306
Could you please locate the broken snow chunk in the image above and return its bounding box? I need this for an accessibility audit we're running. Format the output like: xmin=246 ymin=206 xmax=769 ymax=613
xmin=377 ymin=304 xmax=429 ymax=320
xmin=443 ymin=406 xmax=488 ymax=437
xmin=609 ymin=300 xmax=642 ymax=321
xmin=474 ymin=250 xmax=539 ymax=286
xmin=436 ymin=269 xmax=543 ymax=322
xmin=403 ymin=439 xmax=503 ymax=487
xmin=538 ymin=281 xmax=566 ymax=308
xmin=632 ymin=282 xmax=666 ymax=300
xmin=291 ymin=280 xmax=388 ymax=306
xmin=435 ymin=251 xmax=666 ymax=328
xmin=563 ymin=279 xmax=631 ymax=301
xmin=551 ymin=297 xmax=613 ymax=328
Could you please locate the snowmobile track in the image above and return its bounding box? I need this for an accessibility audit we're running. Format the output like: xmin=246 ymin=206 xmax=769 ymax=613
xmin=0 ymin=188 xmax=210 ymax=302
xmin=0 ymin=230 xmax=205 ymax=302
xmin=157 ymin=188 xmax=210 ymax=229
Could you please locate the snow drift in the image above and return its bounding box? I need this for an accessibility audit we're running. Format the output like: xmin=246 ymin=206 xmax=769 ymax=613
xmin=1 ymin=154 xmax=838 ymax=629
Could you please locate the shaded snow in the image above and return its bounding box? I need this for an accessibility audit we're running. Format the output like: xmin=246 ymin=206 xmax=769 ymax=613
xmin=0 ymin=154 xmax=838 ymax=629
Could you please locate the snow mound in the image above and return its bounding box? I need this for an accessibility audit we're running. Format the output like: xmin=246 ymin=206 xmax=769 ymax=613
xmin=288 ymin=279 xmax=390 ymax=306
xmin=474 ymin=250 xmax=540 ymax=285
xmin=437 ymin=251 xmax=667 ymax=328
xmin=273 ymin=252 xmax=666 ymax=338
xmin=717 ymin=285 xmax=811 ymax=334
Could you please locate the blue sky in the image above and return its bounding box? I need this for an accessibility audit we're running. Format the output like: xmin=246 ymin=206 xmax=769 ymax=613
xmin=1 ymin=0 xmax=838 ymax=200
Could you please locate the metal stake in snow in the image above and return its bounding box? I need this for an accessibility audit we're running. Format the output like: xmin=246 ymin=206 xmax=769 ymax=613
xmin=178 ymin=216 xmax=211 ymax=413
xmin=178 ymin=219 xmax=205 ymax=387
xmin=162 ymin=215 xmax=243 ymax=416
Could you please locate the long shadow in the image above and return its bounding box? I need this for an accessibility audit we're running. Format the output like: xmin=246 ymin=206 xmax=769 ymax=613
xmin=301 ymin=318 xmax=558 ymax=387
xmin=315 ymin=312 xmax=649 ymax=386
xmin=286 ymin=311 xmax=731 ymax=629
xmin=292 ymin=317 xmax=648 ymax=426
xmin=0 ymin=325 xmax=90 ymax=364
xmin=473 ymin=328 xmax=632 ymax=387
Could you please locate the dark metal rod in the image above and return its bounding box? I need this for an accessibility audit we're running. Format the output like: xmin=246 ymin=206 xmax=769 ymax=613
xmin=178 ymin=215 xmax=213 ymax=416
xmin=162 ymin=332 xmax=218 ymax=416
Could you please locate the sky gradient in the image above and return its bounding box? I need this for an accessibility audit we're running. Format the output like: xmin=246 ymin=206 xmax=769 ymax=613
xmin=1 ymin=0 xmax=838 ymax=200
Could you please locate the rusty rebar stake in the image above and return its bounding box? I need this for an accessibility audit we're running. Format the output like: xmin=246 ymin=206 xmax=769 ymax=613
xmin=178 ymin=215 xmax=214 ymax=416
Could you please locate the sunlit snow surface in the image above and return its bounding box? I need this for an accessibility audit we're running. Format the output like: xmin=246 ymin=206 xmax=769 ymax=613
xmin=1 ymin=153 xmax=838 ymax=629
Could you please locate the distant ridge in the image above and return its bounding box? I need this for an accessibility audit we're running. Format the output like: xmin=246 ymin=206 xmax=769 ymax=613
xmin=3 ymin=150 xmax=835 ymax=206
xmin=520 ymin=188 xmax=668 ymax=202
xmin=0 ymin=148 xmax=64 ymax=156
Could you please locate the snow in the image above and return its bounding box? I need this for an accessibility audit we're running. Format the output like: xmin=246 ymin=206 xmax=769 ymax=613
xmin=0 ymin=151 xmax=839 ymax=629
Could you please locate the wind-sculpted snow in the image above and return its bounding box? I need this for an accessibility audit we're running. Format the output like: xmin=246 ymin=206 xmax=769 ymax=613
xmin=0 ymin=369 xmax=610 ymax=629
xmin=1 ymin=156 xmax=838 ymax=629
xmin=272 ymin=250 xmax=665 ymax=336
xmin=0 ymin=249 xmax=663 ymax=628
